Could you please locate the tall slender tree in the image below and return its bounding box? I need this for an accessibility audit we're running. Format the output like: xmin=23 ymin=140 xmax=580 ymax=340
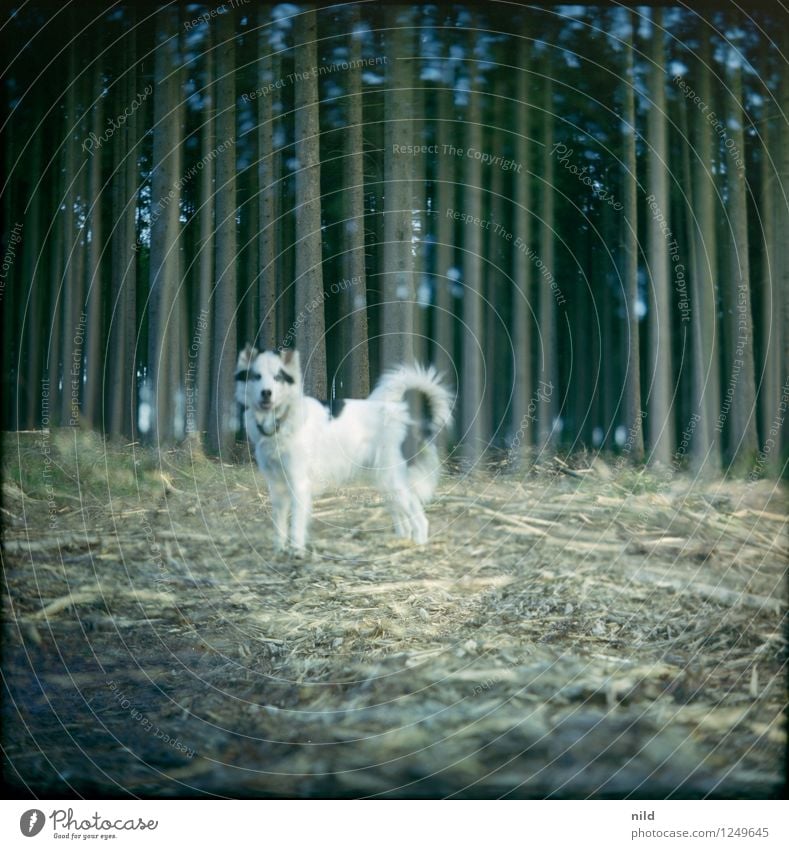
xmin=689 ymin=26 xmax=720 ymax=473
xmin=209 ymin=8 xmax=239 ymax=453
xmin=536 ymin=71 xmax=557 ymax=452
xmin=645 ymin=9 xmax=673 ymax=466
xmin=148 ymin=6 xmax=182 ymax=445
xmin=341 ymin=7 xmax=370 ymax=397
xmin=721 ymin=20 xmax=758 ymax=470
xmin=511 ymin=37 xmax=533 ymax=451
xmin=622 ymin=10 xmax=643 ymax=462
xmin=460 ymin=31 xmax=485 ymax=461
xmin=382 ymin=5 xmax=415 ymax=369
xmin=293 ymin=5 xmax=326 ymax=397
xmin=257 ymin=16 xmax=278 ymax=352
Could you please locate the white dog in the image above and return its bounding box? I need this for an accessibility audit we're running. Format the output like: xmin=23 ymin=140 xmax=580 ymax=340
xmin=235 ymin=346 xmax=453 ymax=554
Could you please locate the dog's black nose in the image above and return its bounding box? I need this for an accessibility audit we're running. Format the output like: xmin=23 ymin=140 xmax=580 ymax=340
xmin=261 ymin=389 xmax=272 ymax=402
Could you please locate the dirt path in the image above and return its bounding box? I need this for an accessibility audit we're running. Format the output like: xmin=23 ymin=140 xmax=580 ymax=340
xmin=2 ymin=434 xmax=786 ymax=797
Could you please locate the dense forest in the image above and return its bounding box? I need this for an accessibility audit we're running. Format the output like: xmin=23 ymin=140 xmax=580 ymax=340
xmin=2 ymin=1 xmax=787 ymax=475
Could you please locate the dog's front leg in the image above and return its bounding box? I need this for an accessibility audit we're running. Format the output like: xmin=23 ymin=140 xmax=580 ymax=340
xmin=267 ymin=480 xmax=291 ymax=552
xmin=290 ymin=482 xmax=312 ymax=556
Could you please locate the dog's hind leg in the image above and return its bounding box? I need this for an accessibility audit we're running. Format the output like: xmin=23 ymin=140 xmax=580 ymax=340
xmin=381 ymin=465 xmax=429 ymax=544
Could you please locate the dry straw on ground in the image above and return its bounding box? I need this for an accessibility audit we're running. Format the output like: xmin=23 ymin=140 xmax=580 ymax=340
xmin=1 ymin=431 xmax=786 ymax=797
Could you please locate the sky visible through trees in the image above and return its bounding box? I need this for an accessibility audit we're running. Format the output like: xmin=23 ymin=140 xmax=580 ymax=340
xmin=1 ymin=1 xmax=787 ymax=476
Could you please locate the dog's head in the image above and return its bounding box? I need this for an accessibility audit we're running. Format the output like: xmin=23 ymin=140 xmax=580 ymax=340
xmin=235 ymin=345 xmax=302 ymax=434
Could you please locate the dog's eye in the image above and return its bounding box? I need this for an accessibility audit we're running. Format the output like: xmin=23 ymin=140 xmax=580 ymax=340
xmin=235 ymin=369 xmax=261 ymax=382
xmin=274 ymin=369 xmax=295 ymax=385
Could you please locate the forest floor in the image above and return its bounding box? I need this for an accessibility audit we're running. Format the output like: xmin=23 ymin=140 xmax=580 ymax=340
xmin=1 ymin=430 xmax=786 ymax=798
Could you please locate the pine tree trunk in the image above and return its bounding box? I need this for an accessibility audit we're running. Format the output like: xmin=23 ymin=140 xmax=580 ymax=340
xmin=83 ymin=57 xmax=104 ymax=429
xmin=622 ymin=12 xmax=644 ymax=463
xmin=433 ymin=82 xmax=455 ymax=384
xmin=24 ymin=132 xmax=43 ymax=428
xmin=148 ymin=5 xmax=182 ymax=445
xmin=722 ymin=27 xmax=758 ymax=470
xmin=209 ymin=8 xmax=238 ymax=453
xmin=460 ymin=37 xmax=484 ymax=462
xmin=511 ymin=46 xmax=533 ymax=452
xmin=293 ymin=5 xmax=327 ymax=397
xmin=537 ymin=73 xmax=557 ymax=452
xmin=691 ymin=28 xmax=721 ymax=473
xmin=195 ymin=28 xmax=214 ymax=441
xmin=257 ymin=19 xmax=278 ymax=352
xmin=382 ymin=6 xmax=415 ymax=369
xmin=645 ymin=9 xmax=673 ymax=466
xmin=342 ymin=9 xmax=370 ymax=398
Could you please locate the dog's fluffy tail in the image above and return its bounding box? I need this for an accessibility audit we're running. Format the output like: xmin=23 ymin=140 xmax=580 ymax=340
xmin=371 ymin=364 xmax=453 ymax=503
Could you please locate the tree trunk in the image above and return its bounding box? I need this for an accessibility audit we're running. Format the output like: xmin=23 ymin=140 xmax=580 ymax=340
xmin=645 ymin=9 xmax=673 ymax=466
xmin=83 ymin=56 xmax=104 ymax=429
xmin=208 ymin=8 xmax=238 ymax=453
xmin=148 ymin=5 xmax=182 ymax=445
xmin=690 ymin=27 xmax=721 ymax=473
xmin=257 ymin=18 xmax=278 ymax=352
xmin=108 ymin=22 xmax=139 ymax=439
xmin=537 ymin=73 xmax=557 ymax=452
xmin=433 ymin=81 xmax=455 ymax=384
xmin=382 ymin=6 xmax=415 ymax=369
xmin=342 ymin=9 xmax=370 ymax=397
xmin=511 ymin=44 xmax=533 ymax=452
xmin=622 ymin=12 xmax=644 ymax=463
xmin=460 ymin=35 xmax=485 ymax=462
xmin=293 ymin=6 xmax=327 ymax=398
xmin=721 ymin=24 xmax=759 ymax=470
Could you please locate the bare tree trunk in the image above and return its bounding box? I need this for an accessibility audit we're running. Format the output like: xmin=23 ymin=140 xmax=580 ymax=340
xmin=293 ymin=5 xmax=326 ymax=397
xmin=108 ymin=23 xmax=139 ymax=439
xmin=537 ymin=73 xmax=557 ymax=452
xmin=24 ymin=132 xmax=43 ymax=428
xmin=209 ymin=8 xmax=238 ymax=453
xmin=342 ymin=8 xmax=370 ymax=397
xmin=622 ymin=11 xmax=644 ymax=463
xmin=691 ymin=27 xmax=720 ymax=474
xmin=722 ymin=24 xmax=758 ymax=471
xmin=195 ymin=27 xmax=214 ymax=441
xmin=433 ymin=82 xmax=455 ymax=383
xmin=257 ymin=18 xmax=278 ymax=352
xmin=645 ymin=9 xmax=673 ymax=466
xmin=382 ymin=5 xmax=415 ymax=368
xmin=148 ymin=5 xmax=182 ymax=445
xmin=83 ymin=56 xmax=104 ymax=429
xmin=511 ymin=43 xmax=533 ymax=451
xmin=460 ymin=36 xmax=485 ymax=462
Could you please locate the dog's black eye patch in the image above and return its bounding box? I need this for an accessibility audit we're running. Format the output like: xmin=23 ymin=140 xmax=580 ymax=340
xmin=235 ymin=369 xmax=261 ymax=382
xmin=274 ymin=369 xmax=295 ymax=385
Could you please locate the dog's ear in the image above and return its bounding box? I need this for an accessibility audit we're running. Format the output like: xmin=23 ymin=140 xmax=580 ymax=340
xmin=237 ymin=343 xmax=258 ymax=370
xmin=280 ymin=348 xmax=300 ymax=376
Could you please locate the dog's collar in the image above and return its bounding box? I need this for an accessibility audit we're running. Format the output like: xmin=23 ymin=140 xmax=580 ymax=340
xmin=254 ymin=405 xmax=289 ymax=438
